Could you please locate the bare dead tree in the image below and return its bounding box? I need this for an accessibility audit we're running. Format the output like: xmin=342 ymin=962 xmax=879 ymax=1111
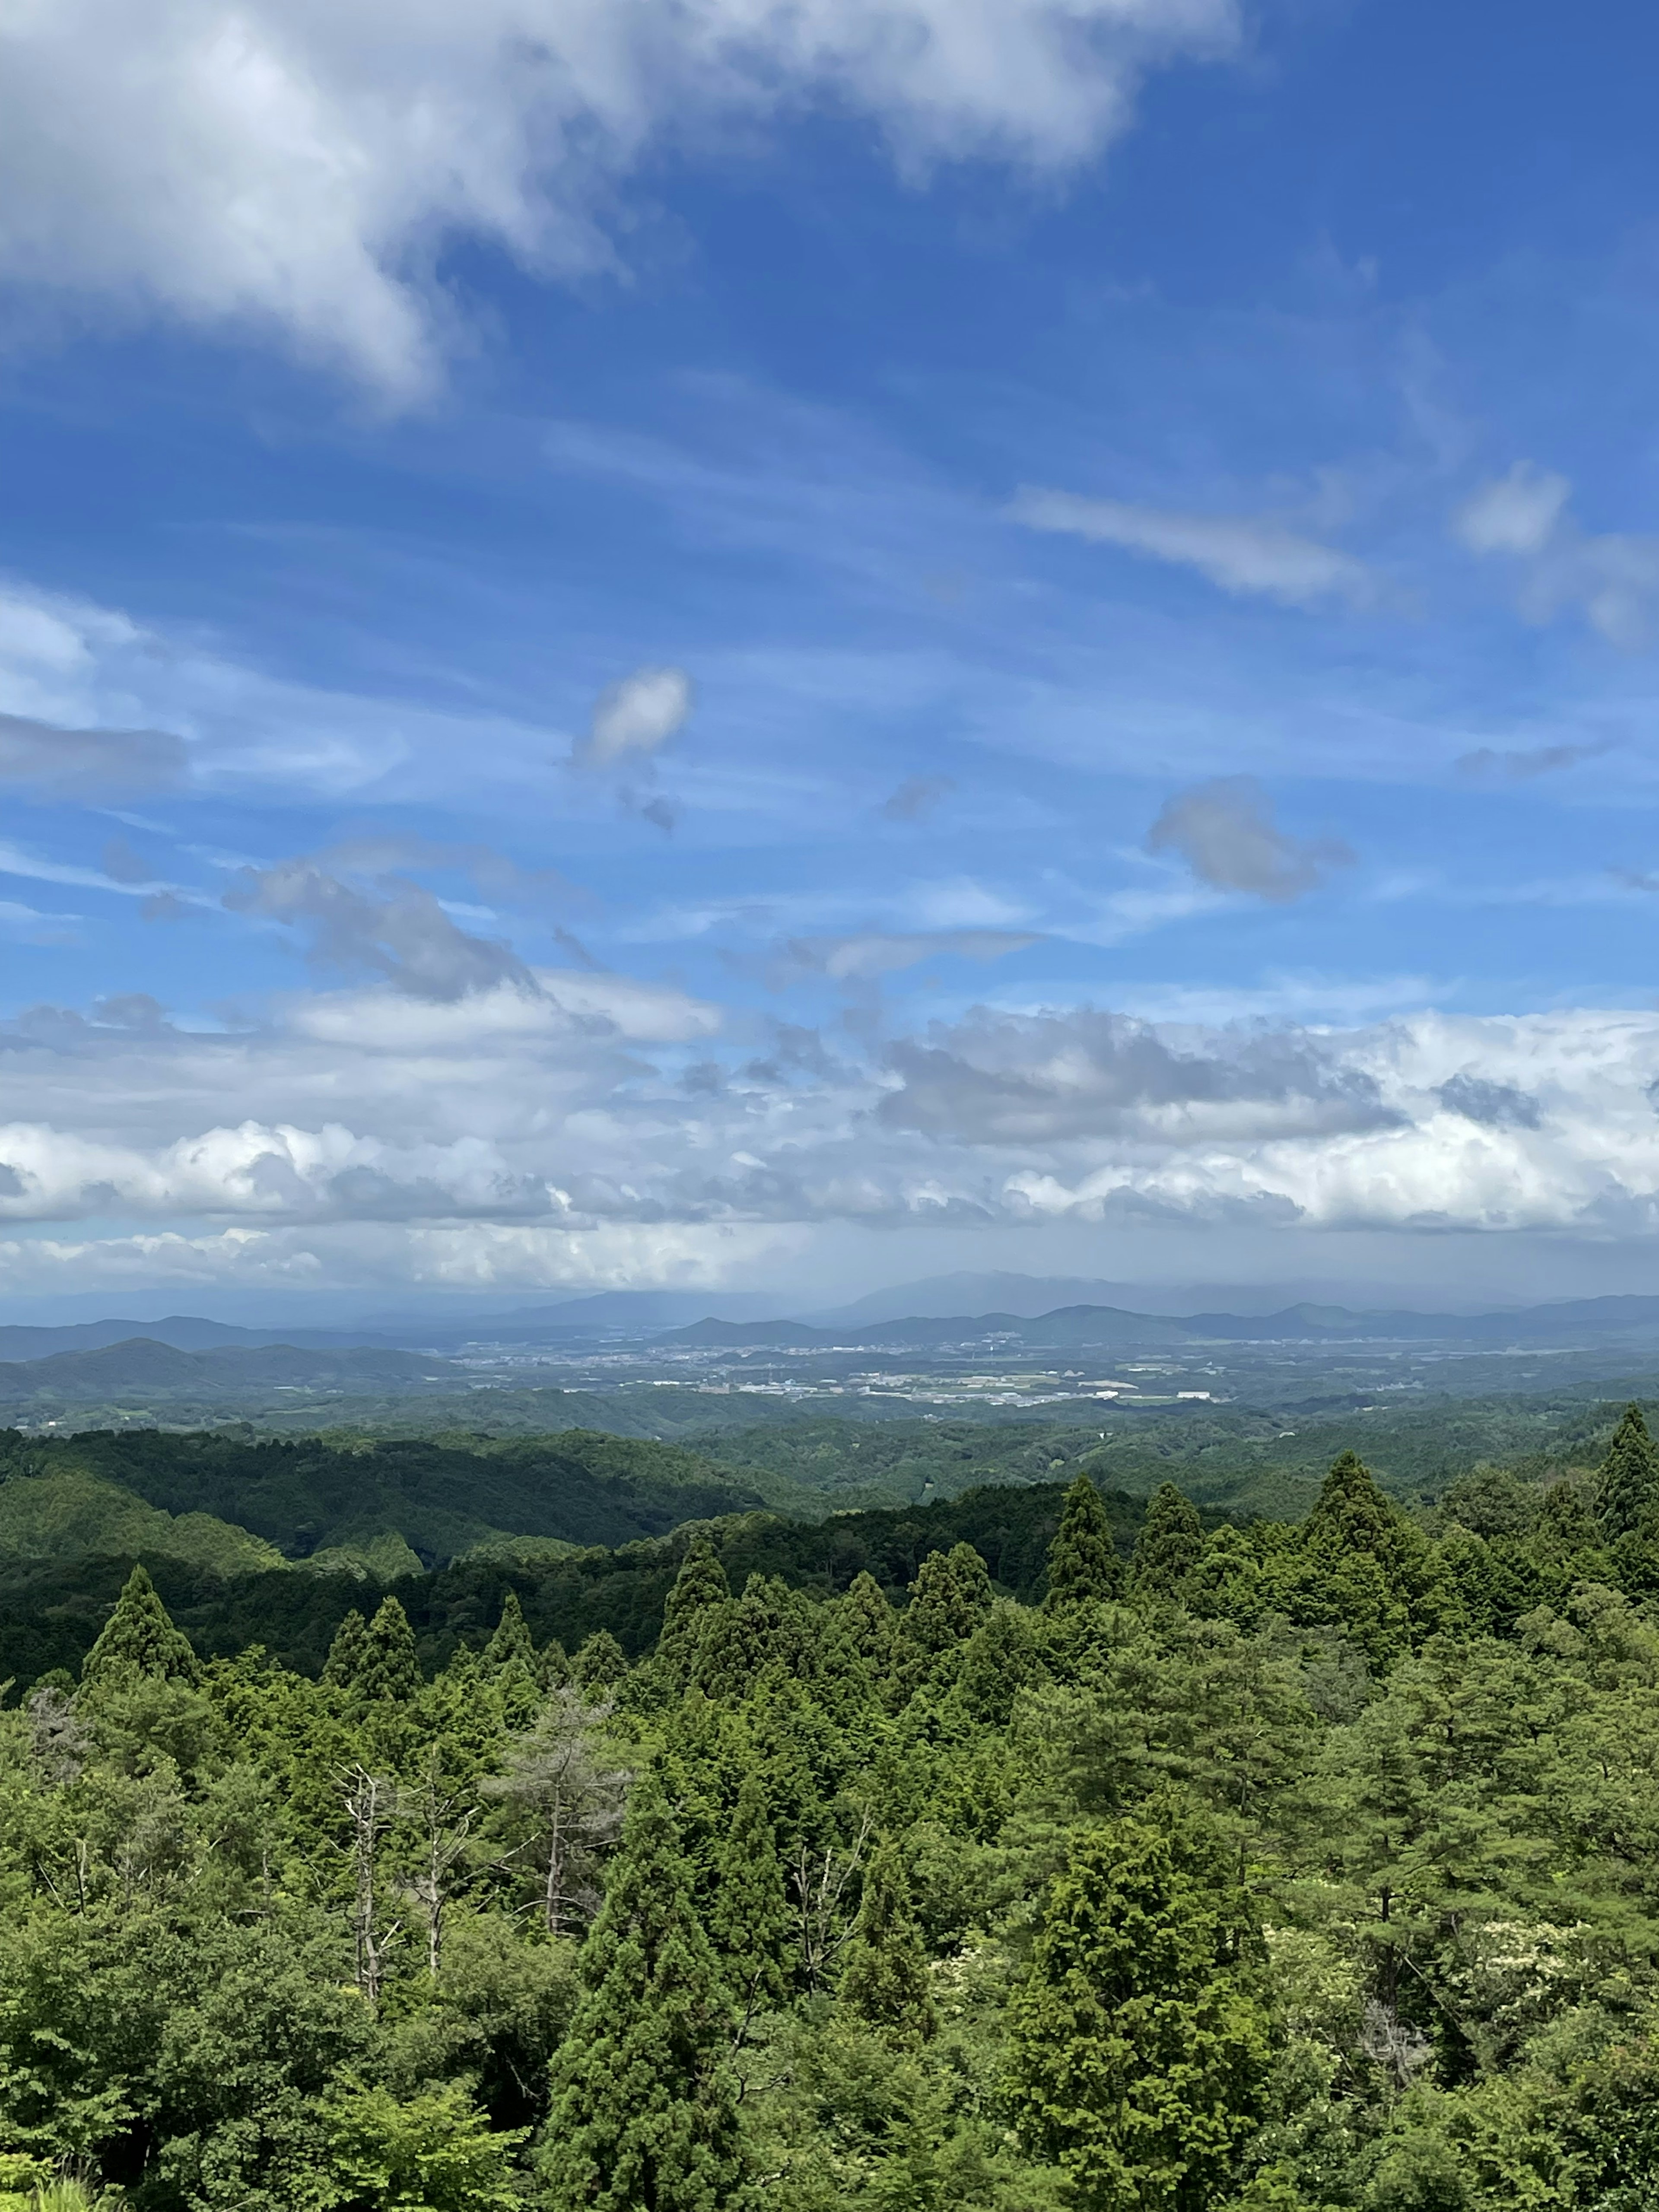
xmin=339 ymin=1765 xmax=402 ymax=2004
xmin=483 ymin=1688 xmax=630 ymax=1938
xmin=400 ymin=1753 xmax=476 ymax=1981
xmin=26 ymin=1683 xmax=90 ymax=1784
xmin=790 ymin=1808 xmax=872 ymax=1993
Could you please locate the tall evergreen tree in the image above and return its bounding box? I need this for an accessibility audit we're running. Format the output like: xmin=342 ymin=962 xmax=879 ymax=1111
xmin=658 ymin=1534 xmax=731 ymax=1684
xmin=1007 ymin=1804 xmax=1272 ymax=2212
xmin=359 ymin=1596 xmax=421 ymax=1704
xmin=1045 ymin=1473 xmax=1122 ymax=1610
xmin=573 ymin=1628 xmax=629 ymax=1692
xmin=80 ymin=1564 xmax=199 ymax=1694
xmin=709 ymin=1770 xmax=791 ymax=2031
xmin=482 ymin=1589 xmax=534 ymax=1672
xmin=838 ymin=1835 xmax=936 ymax=2046
xmin=540 ymin=1773 xmax=747 ymax=2212
xmin=322 ymin=1608 xmax=370 ymax=1692
xmin=902 ymin=1543 xmax=994 ymax=1655
xmin=1129 ymin=1484 xmax=1204 ymax=1599
xmin=836 ymin=1570 xmax=896 ymax=1671
xmin=1595 ymin=1404 xmax=1659 ymax=1539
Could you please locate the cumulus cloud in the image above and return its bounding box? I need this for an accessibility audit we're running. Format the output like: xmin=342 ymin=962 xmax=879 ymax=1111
xmin=578 ymin=666 xmax=695 ymax=769
xmin=1009 ymin=487 xmax=1376 ymax=607
xmin=1437 ymin=1072 xmax=1542 ymax=1130
xmin=879 ymin=1007 xmax=1395 ymax=1144
xmin=1147 ymin=778 xmax=1354 ymax=903
xmin=1455 ymin=461 xmax=1659 ymax=651
xmin=3 ymin=980 xmax=1659 ymax=1285
xmin=0 ymin=0 xmax=1239 ymax=395
xmin=0 ymin=711 xmax=186 ymax=793
xmin=223 ymin=854 xmax=533 ymax=1000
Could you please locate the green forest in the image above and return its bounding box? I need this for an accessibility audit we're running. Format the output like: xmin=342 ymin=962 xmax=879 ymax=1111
xmin=7 ymin=1408 xmax=1659 ymax=2209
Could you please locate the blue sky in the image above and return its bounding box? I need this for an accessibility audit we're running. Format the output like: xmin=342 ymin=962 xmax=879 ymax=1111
xmin=4 ymin=0 xmax=1659 ymax=1315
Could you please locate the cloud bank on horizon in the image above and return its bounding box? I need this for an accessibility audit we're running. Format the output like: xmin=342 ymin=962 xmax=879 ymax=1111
xmin=0 ymin=0 xmax=1658 ymax=1309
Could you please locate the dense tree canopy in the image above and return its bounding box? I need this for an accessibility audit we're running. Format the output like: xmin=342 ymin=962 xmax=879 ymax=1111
xmin=1 ymin=1431 xmax=1659 ymax=2208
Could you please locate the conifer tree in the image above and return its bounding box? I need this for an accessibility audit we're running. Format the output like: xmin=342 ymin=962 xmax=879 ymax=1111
xmin=540 ymin=1773 xmax=747 ymax=2212
xmin=1129 ymin=1483 xmax=1204 ymax=1599
xmin=80 ymin=1564 xmax=199 ymax=1693
xmin=1304 ymin=1450 xmax=1401 ymax=1562
xmin=838 ymin=1834 xmax=936 ymax=2046
xmin=359 ymin=1596 xmax=421 ymax=1703
xmin=902 ymin=1543 xmax=993 ymax=1655
xmin=483 ymin=1589 xmax=534 ymax=1672
xmin=658 ymin=1533 xmax=731 ymax=1684
xmin=323 ymin=1608 xmax=370 ymax=1692
xmin=956 ymin=1601 xmax=1038 ymax=1726
xmin=1045 ymin=1473 xmax=1122 ymax=1610
xmin=833 ymin=1570 xmax=896 ymax=1675
xmin=1595 ymin=1404 xmax=1659 ymax=1538
xmin=709 ymin=1769 xmax=791 ymax=2032
xmin=1007 ymin=1804 xmax=1272 ymax=2211
xmin=573 ymin=1628 xmax=629 ymax=1692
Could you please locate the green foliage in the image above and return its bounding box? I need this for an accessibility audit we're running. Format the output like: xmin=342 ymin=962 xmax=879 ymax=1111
xmin=1045 ymin=1474 xmax=1123 ymax=1610
xmin=359 ymin=1599 xmax=420 ymax=1704
xmin=10 ymin=1413 xmax=1659 ymax=2210
xmin=79 ymin=1565 xmax=199 ymax=1694
xmin=1007 ymin=1803 xmax=1274 ymax=2211
xmin=656 ymin=1533 xmax=731 ymax=1685
xmin=1130 ymin=1484 xmax=1205 ymax=1600
xmin=540 ymin=1772 xmax=747 ymax=2212
xmin=314 ymin=2079 xmax=524 ymax=2211
xmin=839 ymin=1835 xmax=937 ymax=2046
xmin=1595 ymin=1403 xmax=1659 ymax=1539
xmin=709 ymin=1770 xmax=791 ymax=2024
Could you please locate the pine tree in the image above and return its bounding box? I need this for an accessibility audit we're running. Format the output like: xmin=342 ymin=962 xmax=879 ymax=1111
xmin=1595 ymin=1404 xmax=1659 ymax=1538
xmin=838 ymin=1835 xmax=936 ymax=2046
xmin=483 ymin=1589 xmax=534 ymax=1672
xmin=323 ymin=1608 xmax=371 ymax=1693
xmin=709 ymin=1769 xmax=791 ymax=2031
xmin=359 ymin=1596 xmax=421 ymax=1703
xmin=540 ymin=1773 xmax=747 ymax=2212
xmin=1129 ymin=1483 xmax=1204 ymax=1599
xmin=658 ymin=1533 xmax=731 ymax=1684
xmin=1045 ymin=1473 xmax=1122 ymax=1610
xmin=1007 ymin=1804 xmax=1272 ymax=2211
xmin=80 ymin=1564 xmax=199 ymax=1693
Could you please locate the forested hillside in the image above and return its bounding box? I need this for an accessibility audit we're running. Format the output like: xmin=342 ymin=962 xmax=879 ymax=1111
xmin=6 ymin=1411 xmax=1659 ymax=2208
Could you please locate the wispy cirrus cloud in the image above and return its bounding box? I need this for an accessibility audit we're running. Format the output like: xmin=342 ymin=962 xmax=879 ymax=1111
xmin=1009 ymin=486 xmax=1376 ymax=607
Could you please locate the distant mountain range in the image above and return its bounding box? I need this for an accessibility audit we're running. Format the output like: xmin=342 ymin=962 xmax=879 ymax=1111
xmin=0 ymin=1338 xmax=463 ymax=1399
xmin=661 ymin=1294 xmax=1659 ymax=1351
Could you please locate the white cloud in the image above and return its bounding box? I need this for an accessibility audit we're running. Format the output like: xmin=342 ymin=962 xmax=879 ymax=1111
xmin=1454 ymin=461 xmax=1659 ymax=652
xmin=0 ymin=0 xmax=1240 ymax=395
xmin=6 ymin=973 xmax=1659 ymax=1293
xmin=579 ymin=667 xmax=694 ymax=767
xmin=1453 ymin=462 xmax=1571 ymax=558
xmin=1010 ymin=487 xmax=1376 ymax=607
